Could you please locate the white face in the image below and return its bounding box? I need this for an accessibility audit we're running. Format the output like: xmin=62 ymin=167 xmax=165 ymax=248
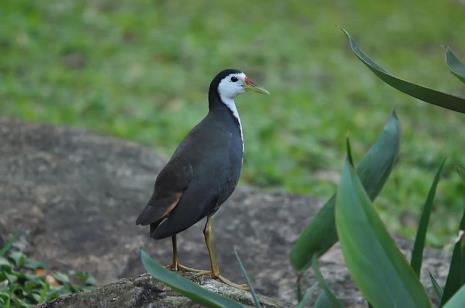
xmin=217 ymin=72 xmax=247 ymax=100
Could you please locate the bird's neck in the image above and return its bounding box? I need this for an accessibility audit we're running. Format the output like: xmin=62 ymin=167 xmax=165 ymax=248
xmin=208 ymin=91 xmax=244 ymax=148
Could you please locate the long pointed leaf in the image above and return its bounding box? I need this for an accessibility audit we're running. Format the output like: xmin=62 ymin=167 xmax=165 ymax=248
xmin=344 ymin=30 xmax=465 ymax=114
xmin=295 ymin=283 xmax=318 ymax=308
xmin=335 ymin=159 xmax=431 ymax=308
xmin=441 ymin=210 xmax=465 ymax=306
xmin=429 ymin=272 xmax=444 ymax=301
xmin=411 ymin=159 xmax=446 ymax=276
xmin=234 ymin=249 xmax=262 ymax=308
xmin=311 ymin=256 xmax=342 ymax=308
xmin=446 ymin=48 xmax=465 ymax=84
xmin=290 ymin=112 xmax=400 ymax=272
xmin=140 ymin=250 xmax=243 ymax=308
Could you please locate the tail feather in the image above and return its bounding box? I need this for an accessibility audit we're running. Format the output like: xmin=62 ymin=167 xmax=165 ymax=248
xmin=136 ymin=192 xmax=182 ymax=225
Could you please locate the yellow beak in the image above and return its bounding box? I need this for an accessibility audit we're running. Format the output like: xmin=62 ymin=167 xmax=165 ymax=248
xmin=244 ymin=77 xmax=270 ymax=95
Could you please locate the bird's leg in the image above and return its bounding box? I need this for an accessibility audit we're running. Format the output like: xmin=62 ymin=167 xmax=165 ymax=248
xmin=204 ymin=215 xmax=219 ymax=276
xmin=166 ymin=234 xmax=205 ymax=273
xmin=166 ymin=235 xmax=180 ymax=271
xmin=201 ymin=215 xmax=248 ymax=290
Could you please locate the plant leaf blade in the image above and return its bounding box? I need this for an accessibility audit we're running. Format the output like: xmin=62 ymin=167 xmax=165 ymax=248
xmin=440 ymin=209 xmax=465 ymax=305
xmin=234 ymin=249 xmax=262 ymax=308
xmin=295 ymin=283 xmax=318 ymax=308
xmin=290 ymin=112 xmax=400 ymax=272
xmin=429 ymin=272 xmax=444 ymax=301
xmin=140 ymin=250 xmax=243 ymax=308
xmin=444 ymin=284 xmax=465 ymax=308
xmin=335 ymin=159 xmax=431 ymax=308
xmin=410 ymin=159 xmax=446 ymax=276
xmin=311 ymin=256 xmax=342 ymax=308
xmin=446 ymin=47 xmax=465 ymax=84
xmin=343 ymin=30 xmax=465 ymax=114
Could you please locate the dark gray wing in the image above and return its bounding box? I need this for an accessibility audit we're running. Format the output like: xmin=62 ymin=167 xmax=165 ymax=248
xmin=150 ymin=127 xmax=236 ymax=238
xmin=150 ymin=179 xmax=220 ymax=239
xmin=150 ymin=149 xmax=236 ymax=238
xmin=135 ymin=159 xmax=193 ymax=226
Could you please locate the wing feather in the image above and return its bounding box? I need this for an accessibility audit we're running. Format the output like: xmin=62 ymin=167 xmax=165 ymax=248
xmin=135 ymin=161 xmax=192 ymax=225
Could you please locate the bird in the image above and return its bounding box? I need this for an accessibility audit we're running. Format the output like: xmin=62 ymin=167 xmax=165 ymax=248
xmin=136 ymin=69 xmax=269 ymax=289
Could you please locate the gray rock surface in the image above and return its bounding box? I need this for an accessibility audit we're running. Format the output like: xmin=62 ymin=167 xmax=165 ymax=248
xmin=0 ymin=119 xmax=451 ymax=306
xmin=40 ymin=273 xmax=291 ymax=308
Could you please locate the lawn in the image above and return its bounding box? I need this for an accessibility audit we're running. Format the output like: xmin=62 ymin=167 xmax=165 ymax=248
xmin=1 ymin=0 xmax=465 ymax=246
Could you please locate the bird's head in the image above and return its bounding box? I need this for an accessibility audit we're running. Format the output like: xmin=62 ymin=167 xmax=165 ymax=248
xmin=210 ymin=69 xmax=269 ymax=102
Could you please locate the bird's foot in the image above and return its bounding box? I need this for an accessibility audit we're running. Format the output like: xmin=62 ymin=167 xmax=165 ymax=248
xmin=193 ymin=271 xmax=248 ymax=290
xmin=216 ymin=274 xmax=249 ymax=290
xmin=177 ymin=264 xmax=207 ymax=273
xmin=165 ymin=263 xmax=206 ymax=273
xmin=192 ymin=270 xmax=211 ymax=277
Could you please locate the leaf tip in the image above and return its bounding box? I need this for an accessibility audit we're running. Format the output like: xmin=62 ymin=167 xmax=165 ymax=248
xmin=346 ymin=137 xmax=354 ymax=166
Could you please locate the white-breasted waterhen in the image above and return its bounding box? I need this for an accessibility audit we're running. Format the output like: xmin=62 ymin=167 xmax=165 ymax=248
xmin=136 ymin=69 xmax=269 ymax=289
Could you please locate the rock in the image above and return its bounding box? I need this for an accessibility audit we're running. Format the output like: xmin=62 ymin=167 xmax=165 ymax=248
xmin=40 ymin=273 xmax=290 ymax=308
xmin=0 ymin=119 xmax=451 ymax=306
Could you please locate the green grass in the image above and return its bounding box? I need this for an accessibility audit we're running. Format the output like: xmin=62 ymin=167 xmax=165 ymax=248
xmin=1 ymin=0 xmax=465 ymax=246
xmin=0 ymin=236 xmax=95 ymax=307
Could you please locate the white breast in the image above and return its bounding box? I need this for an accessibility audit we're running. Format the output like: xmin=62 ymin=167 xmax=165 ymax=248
xmin=219 ymin=95 xmax=244 ymax=152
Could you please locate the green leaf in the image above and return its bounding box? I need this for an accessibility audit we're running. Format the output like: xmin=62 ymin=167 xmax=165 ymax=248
xmin=290 ymin=112 xmax=400 ymax=272
xmin=314 ymin=292 xmax=336 ymax=308
xmin=335 ymin=158 xmax=431 ymax=308
xmin=295 ymin=283 xmax=318 ymax=308
xmin=24 ymin=259 xmax=47 ymax=270
xmin=0 ymin=235 xmax=18 ymax=257
xmin=52 ymin=272 xmax=70 ymax=284
xmin=140 ymin=250 xmax=243 ymax=308
xmin=311 ymin=256 xmax=342 ymax=308
xmin=444 ymin=284 xmax=465 ymax=308
xmin=343 ymin=30 xmax=465 ymax=114
xmin=457 ymin=165 xmax=465 ymax=184
xmin=234 ymin=249 xmax=261 ymax=308
xmin=9 ymin=251 xmax=26 ymax=267
xmin=446 ymin=47 xmax=465 ymax=84
xmin=441 ymin=209 xmax=465 ymax=306
xmin=429 ymin=272 xmax=444 ymax=301
xmin=411 ymin=159 xmax=446 ymax=276
xmin=6 ymin=273 xmax=17 ymax=284
xmin=0 ymin=257 xmax=10 ymax=267
xmin=75 ymin=272 xmax=96 ymax=286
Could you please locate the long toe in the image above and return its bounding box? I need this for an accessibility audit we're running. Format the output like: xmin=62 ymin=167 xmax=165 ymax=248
xmin=191 ymin=271 xmax=249 ymax=290
xmin=192 ymin=270 xmax=213 ymax=278
xmin=216 ymin=275 xmax=249 ymax=290
xmin=165 ymin=263 xmax=179 ymax=271
xmin=177 ymin=264 xmax=208 ymax=273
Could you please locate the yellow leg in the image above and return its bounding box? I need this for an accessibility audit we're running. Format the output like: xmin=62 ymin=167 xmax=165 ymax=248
xmin=202 ymin=215 xmax=248 ymax=290
xmin=166 ymin=235 xmax=205 ymax=273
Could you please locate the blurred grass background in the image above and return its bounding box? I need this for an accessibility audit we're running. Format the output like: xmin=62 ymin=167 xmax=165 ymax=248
xmin=1 ymin=0 xmax=465 ymax=247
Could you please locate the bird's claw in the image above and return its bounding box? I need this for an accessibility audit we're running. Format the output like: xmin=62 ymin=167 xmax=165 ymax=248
xmin=193 ymin=271 xmax=249 ymax=290
xmin=165 ymin=263 xmax=206 ymax=273
xmin=216 ymin=275 xmax=249 ymax=290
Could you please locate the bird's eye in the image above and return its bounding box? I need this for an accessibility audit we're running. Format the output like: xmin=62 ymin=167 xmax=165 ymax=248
xmin=230 ymin=76 xmax=238 ymax=82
